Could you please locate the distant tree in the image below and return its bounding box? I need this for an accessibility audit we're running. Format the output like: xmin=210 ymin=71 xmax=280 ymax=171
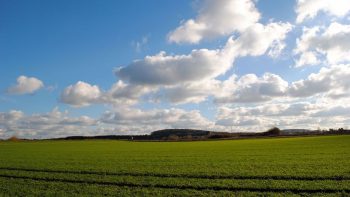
xmin=7 ymin=136 xmax=20 ymax=142
xmin=264 ymin=127 xmax=281 ymax=136
xmin=183 ymin=135 xmax=192 ymax=140
xmin=168 ymin=135 xmax=179 ymax=141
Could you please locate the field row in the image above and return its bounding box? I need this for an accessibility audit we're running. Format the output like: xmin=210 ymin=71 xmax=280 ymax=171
xmin=1 ymin=159 xmax=349 ymax=178
xmin=0 ymin=169 xmax=349 ymax=195
xmin=0 ymin=166 xmax=349 ymax=181
xmin=2 ymin=177 xmax=326 ymax=197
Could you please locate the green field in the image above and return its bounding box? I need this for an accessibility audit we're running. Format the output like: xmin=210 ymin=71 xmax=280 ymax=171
xmin=0 ymin=135 xmax=349 ymax=196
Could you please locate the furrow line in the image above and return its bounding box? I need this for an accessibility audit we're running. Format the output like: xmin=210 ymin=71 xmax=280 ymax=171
xmin=0 ymin=174 xmax=349 ymax=194
xmin=0 ymin=167 xmax=348 ymax=181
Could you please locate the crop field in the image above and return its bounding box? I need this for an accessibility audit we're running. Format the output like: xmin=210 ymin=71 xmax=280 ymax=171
xmin=0 ymin=135 xmax=349 ymax=196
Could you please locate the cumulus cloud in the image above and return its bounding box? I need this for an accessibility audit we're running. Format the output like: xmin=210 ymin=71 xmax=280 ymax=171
xmin=100 ymin=107 xmax=215 ymax=134
xmin=64 ymin=62 xmax=350 ymax=108
xmin=101 ymin=107 xmax=213 ymax=129
xmin=294 ymin=22 xmax=350 ymax=67
xmin=7 ymin=76 xmax=44 ymax=95
xmin=232 ymin=22 xmax=293 ymax=58
xmin=0 ymin=110 xmax=24 ymax=123
xmin=60 ymin=80 xmax=156 ymax=107
xmin=215 ymin=73 xmax=288 ymax=103
xmin=114 ymin=21 xmax=291 ymax=105
xmin=209 ymin=64 xmax=350 ymax=103
xmin=217 ymin=103 xmax=317 ymax=119
xmin=168 ymin=0 xmax=260 ymax=44
xmin=0 ymin=108 xmax=97 ymax=139
xmin=116 ymin=37 xmax=236 ymax=86
xmin=216 ymin=116 xmax=263 ymax=127
xmin=103 ymin=80 xmax=156 ymax=105
xmin=311 ymin=106 xmax=350 ymax=117
xmin=0 ymin=106 xmax=214 ymax=139
xmin=112 ymin=0 xmax=292 ymax=106
xmin=60 ymin=81 xmax=102 ymax=107
xmin=157 ymin=72 xmax=289 ymax=105
xmin=215 ymin=100 xmax=350 ymax=131
xmin=159 ymin=80 xmax=221 ymax=104
xmin=289 ymin=64 xmax=350 ymax=98
xmin=117 ymin=21 xmax=292 ymax=88
xmin=296 ymin=0 xmax=350 ymax=23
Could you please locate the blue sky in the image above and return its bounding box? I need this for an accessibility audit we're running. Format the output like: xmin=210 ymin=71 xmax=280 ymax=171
xmin=1 ymin=0 xmax=350 ymax=138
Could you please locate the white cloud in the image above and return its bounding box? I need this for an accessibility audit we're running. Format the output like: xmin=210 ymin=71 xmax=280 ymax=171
xmin=116 ymin=37 xmax=236 ymax=86
xmin=294 ymin=23 xmax=350 ymax=67
xmin=296 ymin=0 xmax=350 ymax=23
xmin=289 ymin=64 xmax=350 ymax=98
xmin=159 ymin=80 xmax=221 ymax=104
xmin=103 ymin=80 xmax=155 ymax=105
xmin=217 ymin=103 xmax=316 ymax=118
xmin=215 ymin=99 xmax=350 ymax=131
xmin=312 ymin=106 xmax=350 ymax=117
xmin=0 ymin=110 xmax=24 ymax=123
xmin=60 ymin=81 xmax=102 ymax=107
xmin=107 ymin=62 xmax=350 ymax=107
xmin=0 ymin=107 xmax=214 ymax=139
xmin=61 ymin=80 xmax=156 ymax=107
xmin=157 ymin=72 xmax=289 ymax=105
xmin=168 ymin=0 xmax=260 ymax=44
xmin=232 ymin=22 xmax=293 ymax=58
xmin=294 ymin=26 xmax=321 ymax=67
xmin=114 ymin=21 xmax=291 ymax=105
xmin=101 ymin=107 xmax=214 ymax=130
xmin=111 ymin=0 xmax=292 ymax=106
xmin=0 ymin=108 xmax=98 ymax=139
xmin=216 ymin=115 xmax=263 ymax=127
xmin=7 ymin=76 xmax=44 ymax=95
xmin=215 ymin=64 xmax=350 ymax=103
xmin=215 ymin=73 xmax=288 ymax=103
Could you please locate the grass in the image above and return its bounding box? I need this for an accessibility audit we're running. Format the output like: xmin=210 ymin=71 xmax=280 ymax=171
xmin=0 ymin=135 xmax=349 ymax=196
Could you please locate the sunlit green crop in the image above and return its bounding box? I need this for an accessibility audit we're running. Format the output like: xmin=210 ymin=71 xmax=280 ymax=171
xmin=0 ymin=135 xmax=349 ymax=196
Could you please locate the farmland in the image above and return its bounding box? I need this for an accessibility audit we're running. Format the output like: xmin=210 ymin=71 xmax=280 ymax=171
xmin=0 ymin=135 xmax=349 ymax=196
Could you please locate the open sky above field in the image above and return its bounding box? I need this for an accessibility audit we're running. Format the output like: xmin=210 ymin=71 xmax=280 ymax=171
xmin=1 ymin=0 xmax=350 ymax=138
